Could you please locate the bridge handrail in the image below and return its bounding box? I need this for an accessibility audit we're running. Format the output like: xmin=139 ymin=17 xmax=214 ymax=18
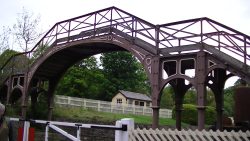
xmin=1 ymin=7 xmax=250 ymax=81
xmin=0 ymin=6 xmax=158 ymax=75
xmin=158 ymin=17 xmax=250 ymax=63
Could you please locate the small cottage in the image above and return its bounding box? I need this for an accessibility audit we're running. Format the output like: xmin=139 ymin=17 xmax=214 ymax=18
xmin=111 ymin=90 xmax=152 ymax=107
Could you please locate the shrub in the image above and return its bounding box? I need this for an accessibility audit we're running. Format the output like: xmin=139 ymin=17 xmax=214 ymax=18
xmin=172 ymin=104 xmax=216 ymax=125
xmin=27 ymin=93 xmax=48 ymax=119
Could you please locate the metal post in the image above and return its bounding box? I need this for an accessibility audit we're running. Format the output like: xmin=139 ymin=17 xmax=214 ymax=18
xmin=45 ymin=123 xmax=49 ymax=141
xmin=76 ymin=125 xmax=81 ymax=140
xmin=23 ymin=121 xmax=30 ymax=141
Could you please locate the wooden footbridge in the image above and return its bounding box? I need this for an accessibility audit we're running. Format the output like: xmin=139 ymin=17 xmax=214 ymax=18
xmin=1 ymin=7 xmax=250 ymax=130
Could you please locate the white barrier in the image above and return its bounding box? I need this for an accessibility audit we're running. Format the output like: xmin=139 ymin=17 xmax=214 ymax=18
xmin=10 ymin=118 xmax=133 ymax=141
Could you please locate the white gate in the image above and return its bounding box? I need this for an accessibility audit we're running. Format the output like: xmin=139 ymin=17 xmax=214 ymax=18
xmin=10 ymin=118 xmax=134 ymax=141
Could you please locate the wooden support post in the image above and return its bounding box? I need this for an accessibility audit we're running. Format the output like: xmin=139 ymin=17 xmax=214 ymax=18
xmin=195 ymin=51 xmax=207 ymax=130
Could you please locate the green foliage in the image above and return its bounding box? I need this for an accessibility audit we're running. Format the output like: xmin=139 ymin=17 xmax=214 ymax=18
xmin=206 ymin=89 xmax=216 ymax=107
xmin=172 ymin=104 xmax=216 ymax=125
xmin=100 ymin=51 xmax=149 ymax=100
xmin=27 ymin=93 xmax=48 ymax=119
xmin=31 ymin=44 xmax=49 ymax=60
xmin=223 ymin=86 xmax=235 ymax=116
xmin=160 ymin=86 xmax=174 ymax=109
xmin=0 ymin=49 xmax=18 ymax=67
xmin=55 ymin=57 xmax=106 ymax=99
xmin=56 ymin=52 xmax=150 ymax=101
xmin=0 ymin=49 xmax=29 ymax=82
xmin=5 ymin=105 xmax=21 ymax=118
xmin=160 ymin=86 xmax=216 ymax=110
xmin=183 ymin=89 xmax=196 ymax=104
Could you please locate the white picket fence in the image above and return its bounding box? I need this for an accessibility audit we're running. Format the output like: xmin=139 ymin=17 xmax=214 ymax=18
xmin=54 ymin=95 xmax=172 ymax=118
xmin=129 ymin=128 xmax=250 ymax=141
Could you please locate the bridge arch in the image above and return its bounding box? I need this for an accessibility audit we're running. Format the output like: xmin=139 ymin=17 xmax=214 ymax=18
xmin=24 ymin=35 xmax=155 ymax=119
xmin=28 ymin=36 xmax=154 ymax=85
xmin=160 ymin=77 xmax=193 ymax=130
xmin=206 ymin=67 xmax=235 ymax=130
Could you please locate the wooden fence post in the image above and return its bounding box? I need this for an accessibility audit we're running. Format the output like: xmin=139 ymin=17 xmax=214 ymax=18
xmin=98 ymin=101 xmax=101 ymax=111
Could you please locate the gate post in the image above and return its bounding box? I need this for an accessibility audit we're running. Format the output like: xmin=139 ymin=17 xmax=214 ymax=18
xmin=115 ymin=118 xmax=134 ymax=141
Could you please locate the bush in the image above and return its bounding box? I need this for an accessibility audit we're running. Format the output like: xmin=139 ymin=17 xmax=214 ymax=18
xmin=27 ymin=93 xmax=48 ymax=119
xmin=172 ymin=104 xmax=216 ymax=125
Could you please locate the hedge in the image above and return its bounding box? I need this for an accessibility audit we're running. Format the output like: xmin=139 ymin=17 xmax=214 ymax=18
xmin=172 ymin=104 xmax=216 ymax=125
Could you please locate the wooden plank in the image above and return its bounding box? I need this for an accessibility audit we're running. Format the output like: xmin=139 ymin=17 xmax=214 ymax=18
xmin=230 ymin=130 xmax=241 ymax=141
xmin=159 ymin=43 xmax=201 ymax=55
xmin=181 ymin=129 xmax=193 ymax=141
xmin=138 ymin=128 xmax=150 ymax=141
xmin=129 ymin=129 xmax=138 ymax=141
xmin=155 ymin=129 xmax=167 ymax=141
xmin=162 ymin=129 xmax=174 ymax=141
xmin=143 ymin=128 xmax=155 ymax=141
xmin=246 ymin=130 xmax=250 ymax=136
xmin=216 ymin=130 xmax=227 ymax=141
xmin=200 ymin=130 xmax=213 ymax=141
xmin=194 ymin=130 xmax=207 ymax=141
xmin=223 ymin=130 xmax=234 ymax=141
xmin=174 ymin=129 xmax=186 ymax=140
xmin=133 ymin=128 xmax=143 ymax=141
xmin=209 ymin=129 xmax=221 ymax=141
xmin=168 ymin=129 xmax=180 ymax=141
xmin=148 ymin=128 xmax=162 ymax=141
xmin=237 ymin=130 xmax=249 ymax=141
xmin=187 ymin=129 xmax=200 ymax=141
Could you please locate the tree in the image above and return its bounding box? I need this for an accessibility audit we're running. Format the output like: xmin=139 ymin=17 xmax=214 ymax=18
xmin=55 ymin=57 xmax=106 ymax=99
xmin=223 ymin=86 xmax=235 ymax=116
xmin=12 ymin=7 xmax=41 ymax=52
xmin=160 ymin=86 xmax=174 ymax=109
xmin=100 ymin=51 xmax=149 ymax=100
xmin=0 ymin=26 xmax=11 ymax=54
xmin=0 ymin=49 xmax=29 ymax=82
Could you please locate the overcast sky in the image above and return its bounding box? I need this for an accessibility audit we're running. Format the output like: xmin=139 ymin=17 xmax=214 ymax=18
xmin=1 ymin=0 xmax=249 ymax=86
xmin=1 ymin=0 xmax=250 ymax=35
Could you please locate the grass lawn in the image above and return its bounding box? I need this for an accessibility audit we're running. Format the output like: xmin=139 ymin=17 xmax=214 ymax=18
xmin=6 ymin=105 xmax=188 ymax=127
xmin=53 ymin=106 xmax=181 ymax=127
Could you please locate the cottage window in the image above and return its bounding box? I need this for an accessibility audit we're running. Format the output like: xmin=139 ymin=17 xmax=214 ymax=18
xmin=135 ymin=101 xmax=139 ymax=105
xmin=140 ymin=101 xmax=144 ymax=106
xmin=117 ymin=99 xmax=122 ymax=104
xmin=146 ymin=102 xmax=150 ymax=107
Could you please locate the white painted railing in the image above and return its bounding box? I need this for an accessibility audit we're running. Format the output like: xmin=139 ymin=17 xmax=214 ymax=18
xmin=129 ymin=128 xmax=250 ymax=141
xmin=54 ymin=95 xmax=172 ymax=118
